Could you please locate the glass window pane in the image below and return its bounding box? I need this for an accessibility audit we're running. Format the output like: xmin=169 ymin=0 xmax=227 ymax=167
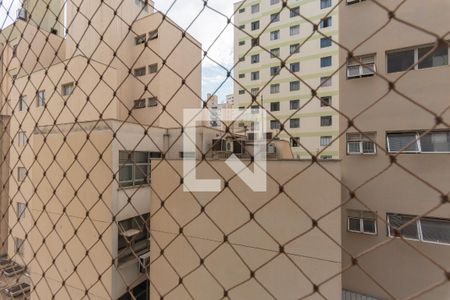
xmin=135 ymin=164 xmax=149 ymax=183
xmin=418 ymin=45 xmax=448 ymax=69
xmin=119 ymin=165 xmax=133 ymax=182
xmin=348 ymin=141 xmax=361 ymax=153
xmin=133 ymin=152 xmax=148 ymax=163
xmin=387 ymin=49 xmax=415 ymax=73
xmin=387 ymin=133 xmax=419 ymax=152
xmin=388 ymin=214 xmax=419 ymax=240
xmin=362 ymin=141 xmax=375 ymax=153
xmin=348 ymin=218 xmax=360 ymax=231
xmin=421 ymin=218 xmax=450 ymax=244
xmin=363 ymin=219 xmax=376 ymax=233
xmin=420 ymin=131 xmax=450 ymax=152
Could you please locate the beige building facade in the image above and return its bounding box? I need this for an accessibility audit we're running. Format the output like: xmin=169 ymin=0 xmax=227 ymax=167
xmin=339 ymin=0 xmax=450 ymax=299
xmin=233 ymin=0 xmax=339 ymax=159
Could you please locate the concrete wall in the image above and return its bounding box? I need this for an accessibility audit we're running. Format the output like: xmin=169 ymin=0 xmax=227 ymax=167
xmin=149 ymin=159 xmax=342 ymax=299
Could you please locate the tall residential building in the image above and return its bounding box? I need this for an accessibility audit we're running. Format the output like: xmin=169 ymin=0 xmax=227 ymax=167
xmin=0 ymin=0 xmax=202 ymax=298
xmin=339 ymin=0 xmax=450 ymax=299
xmin=233 ymin=0 xmax=339 ymax=159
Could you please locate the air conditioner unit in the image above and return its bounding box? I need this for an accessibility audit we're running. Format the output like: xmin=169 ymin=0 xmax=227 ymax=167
xmin=139 ymin=251 xmax=150 ymax=273
xmin=225 ymin=140 xmax=234 ymax=152
xmin=17 ymin=8 xmax=28 ymax=21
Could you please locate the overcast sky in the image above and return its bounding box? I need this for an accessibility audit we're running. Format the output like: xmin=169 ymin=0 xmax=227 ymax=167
xmin=0 ymin=0 xmax=235 ymax=102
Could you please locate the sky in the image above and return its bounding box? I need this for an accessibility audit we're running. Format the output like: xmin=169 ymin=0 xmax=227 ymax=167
xmin=0 ymin=0 xmax=235 ymax=103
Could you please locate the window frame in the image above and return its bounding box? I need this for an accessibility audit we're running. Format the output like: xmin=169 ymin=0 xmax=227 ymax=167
xmin=270 ymin=102 xmax=280 ymax=112
xmin=386 ymin=130 xmax=450 ymax=154
xmin=346 ymin=132 xmax=377 ymax=155
xmin=290 ymin=99 xmax=300 ymax=110
xmin=320 ymin=115 xmax=332 ymax=127
xmin=347 ymin=54 xmax=376 ymax=78
xmin=18 ymin=131 xmax=27 ymax=147
xmin=290 ymin=118 xmax=300 ymax=128
xmin=148 ymin=63 xmax=158 ymax=74
xmin=37 ymin=90 xmax=45 ymax=107
xmin=386 ymin=44 xmax=449 ymax=73
xmin=17 ymin=202 xmax=26 ymax=219
xmin=347 ymin=211 xmax=377 ymax=235
xmin=19 ymin=95 xmax=27 ymax=111
xmin=118 ymin=151 xmax=154 ymax=188
xmin=62 ymin=82 xmax=75 ymax=96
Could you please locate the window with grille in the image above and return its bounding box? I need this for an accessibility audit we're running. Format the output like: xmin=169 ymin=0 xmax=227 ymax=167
xmin=320 ymin=0 xmax=332 ymax=9
xmin=321 ymin=56 xmax=332 ymax=68
xmin=270 ymin=84 xmax=280 ymax=94
xmin=148 ymin=97 xmax=158 ymax=107
xmin=134 ymin=99 xmax=146 ymax=109
xmin=320 ymin=96 xmax=331 ymax=107
xmin=251 ymin=4 xmax=260 ymax=13
xmin=270 ymin=66 xmax=280 ymax=76
xmin=347 ymin=54 xmax=376 ymax=78
xmin=270 ymin=13 xmax=280 ymax=23
xmin=290 ymin=43 xmax=300 ymax=54
xmin=270 ymin=30 xmax=280 ymax=41
xmin=290 ymin=100 xmax=300 ymax=110
xmin=347 ymin=132 xmax=377 ymax=155
xmin=270 ymin=120 xmax=280 ymax=129
xmin=270 ymin=102 xmax=280 ymax=112
xmin=290 ymin=25 xmax=300 ymax=36
xmin=118 ymin=151 xmax=153 ymax=188
xmin=290 ymin=118 xmax=300 ymax=128
xmin=251 ymin=54 xmax=260 ymax=64
xmin=320 ymin=136 xmax=332 ymax=146
xmin=320 ymin=116 xmax=332 ymax=126
xmin=347 ymin=210 xmax=377 ymax=235
xmin=290 ymin=81 xmax=300 ymax=91
xmin=290 ymin=6 xmax=300 ymax=17
xmin=320 ymin=37 xmax=332 ymax=48
xmin=251 ymin=21 xmax=260 ymax=31
xmin=387 ymin=213 xmax=450 ymax=245
xmin=290 ymin=62 xmax=300 ymax=72
xmin=148 ymin=63 xmax=158 ymax=74
xmin=270 ymin=48 xmax=280 ymax=58
xmin=251 ymin=71 xmax=260 ymax=81
xmin=320 ymin=76 xmax=332 ymax=87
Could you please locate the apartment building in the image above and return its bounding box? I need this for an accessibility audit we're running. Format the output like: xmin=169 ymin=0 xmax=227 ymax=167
xmin=233 ymin=0 xmax=339 ymax=159
xmin=0 ymin=0 xmax=202 ymax=298
xmin=339 ymin=0 xmax=450 ymax=299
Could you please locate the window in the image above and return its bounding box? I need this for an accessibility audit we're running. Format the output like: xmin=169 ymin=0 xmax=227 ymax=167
xmin=239 ymin=8 xmax=245 ymax=13
xmin=290 ymin=137 xmax=300 ymax=147
xmin=179 ymin=152 xmax=196 ymax=159
xmin=387 ymin=44 xmax=449 ymax=73
xmin=148 ymin=30 xmax=158 ymax=40
xmin=135 ymin=34 xmax=146 ymax=45
xmin=251 ymin=71 xmax=260 ymax=81
xmin=270 ymin=30 xmax=280 ymax=41
xmin=251 ymin=3 xmax=260 ymax=13
xmin=320 ymin=136 xmax=332 ymax=146
xmin=37 ymin=90 xmax=45 ymax=107
xmin=17 ymin=167 xmax=27 ymax=182
xmin=12 ymin=44 xmax=17 ymax=57
xmin=239 ymin=56 xmax=245 ymax=62
xmin=290 ymin=118 xmax=300 ymax=128
xmin=134 ymin=67 xmax=146 ymax=77
xmin=148 ymin=97 xmax=158 ymax=107
xmin=117 ymin=214 xmax=150 ymax=264
xmin=239 ymin=73 xmax=245 ymax=78
xmin=320 ymin=76 xmax=332 ymax=87
xmin=251 ymin=21 xmax=260 ymax=31
xmin=239 ymin=90 xmax=245 ymax=95
xmin=251 ymin=38 xmax=259 ymax=47
xmin=251 ymin=54 xmax=260 ymax=64
xmin=290 ymin=99 xmax=300 ymax=110
xmin=270 ymin=48 xmax=280 ymax=58
xmin=270 ymin=66 xmax=280 ymax=76
xmin=347 ymin=0 xmax=366 ymax=4
xmin=290 ymin=25 xmax=300 ymax=36
xmin=271 ymin=0 xmax=280 ymax=5
xmin=347 ymin=54 xmax=376 ymax=78
xmin=251 ymin=88 xmax=260 ymax=95
xmin=119 ymin=151 xmax=153 ymax=187
xmin=320 ymin=155 xmax=332 ymax=160
xmin=17 ymin=202 xmax=26 ymax=219
xmin=320 ymin=116 xmax=332 ymax=127
xmin=347 ymin=210 xmax=377 ymax=235
xmin=148 ymin=63 xmax=158 ymax=74
xmin=320 ymin=37 xmax=332 ymax=48
xmin=290 ymin=43 xmax=300 ymax=54
xmin=320 ymin=56 xmax=332 ymax=68
xmin=134 ymin=99 xmax=146 ymax=109
xmin=347 ymin=132 xmax=376 ymax=154
xmin=290 ymin=62 xmax=300 ymax=72
xmin=15 ymin=238 xmax=24 ymax=255
xmin=320 ymin=16 xmax=332 ymax=28
xmin=18 ymin=132 xmax=27 ymax=146
xmin=320 ymin=96 xmax=331 ymax=107
xmin=238 ymin=41 xmax=245 ymax=47
xmin=62 ymin=82 xmax=74 ymax=96
xmin=290 ymin=6 xmax=300 ymax=17
xmin=270 ymin=102 xmax=280 ymax=112
xmin=387 ymin=130 xmax=450 ymax=153
xmin=270 ymin=84 xmax=280 ymax=94
xmin=290 ymin=81 xmax=300 ymax=91
xmin=18 ymin=95 xmax=27 ymax=111
xmin=387 ymin=213 xmax=450 ymax=245
xmin=270 ymin=13 xmax=280 ymax=23
xmin=270 ymin=120 xmax=280 ymax=129
xmin=320 ymin=0 xmax=332 ymax=9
